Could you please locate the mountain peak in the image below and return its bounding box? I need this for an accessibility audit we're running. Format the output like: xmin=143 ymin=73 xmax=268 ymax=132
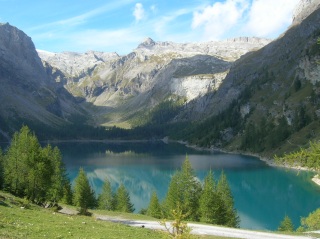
xmin=138 ymin=37 xmax=156 ymax=48
xmin=292 ymin=0 xmax=320 ymax=25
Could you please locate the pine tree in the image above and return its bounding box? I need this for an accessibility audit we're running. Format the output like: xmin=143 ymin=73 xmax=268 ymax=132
xmin=114 ymin=183 xmax=134 ymax=213
xmin=61 ymin=179 xmax=73 ymax=205
xmin=278 ymin=215 xmax=294 ymax=232
xmin=2 ymin=126 xmax=70 ymax=205
xmin=299 ymin=208 xmax=320 ymax=231
xmin=73 ymin=168 xmax=96 ymax=215
xmin=199 ymin=170 xmax=225 ymax=224
xmin=216 ymin=171 xmax=239 ymax=228
xmin=147 ymin=191 xmax=162 ymax=218
xmin=98 ymin=178 xmax=114 ymax=211
xmin=164 ymin=156 xmax=202 ymax=221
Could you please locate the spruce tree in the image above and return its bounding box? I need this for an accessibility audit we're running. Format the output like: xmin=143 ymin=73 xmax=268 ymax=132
xmin=147 ymin=191 xmax=162 ymax=218
xmin=2 ymin=126 xmax=69 ymax=205
xmin=216 ymin=171 xmax=239 ymax=228
xmin=278 ymin=215 xmax=294 ymax=232
xmin=61 ymin=179 xmax=73 ymax=205
xmin=164 ymin=156 xmax=202 ymax=221
xmin=98 ymin=178 xmax=114 ymax=211
xmin=73 ymin=168 xmax=96 ymax=215
xmin=114 ymin=183 xmax=134 ymax=213
xmin=199 ymin=170 xmax=225 ymax=224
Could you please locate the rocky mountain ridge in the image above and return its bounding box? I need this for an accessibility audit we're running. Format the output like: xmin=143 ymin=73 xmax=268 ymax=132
xmin=293 ymin=0 xmax=320 ymax=25
xmin=37 ymin=36 xmax=270 ymax=127
xmin=0 ymin=23 xmax=88 ymax=140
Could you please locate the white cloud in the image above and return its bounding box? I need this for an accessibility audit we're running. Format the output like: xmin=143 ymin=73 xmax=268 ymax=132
xmin=191 ymin=0 xmax=300 ymax=40
xmin=133 ymin=3 xmax=145 ymax=22
xmin=243 ymin=0 xmax=300 ymax=37
xmin=192 ymin=0 xmax=250 ymax=40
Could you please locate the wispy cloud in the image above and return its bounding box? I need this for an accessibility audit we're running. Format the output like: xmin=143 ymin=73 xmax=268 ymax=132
xmin=29 ymin=0 xmax=135 ymax=31
xmin=192 ymin=0 xmax=250 ymax=40
xmin=242 ymin=0 xmax=300 ymax=37
xmin=133 ymin=3 xmax=145 ymax=22
xmin=191 ymin=0 xmax=299 ymax=40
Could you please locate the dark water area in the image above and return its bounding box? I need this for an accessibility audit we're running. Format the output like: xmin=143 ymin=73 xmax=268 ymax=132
xmin=2 ymin=141 xmax=319 ymax=230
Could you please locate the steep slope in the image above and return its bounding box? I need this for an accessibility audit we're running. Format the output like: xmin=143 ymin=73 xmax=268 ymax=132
xmin=39 ymin=37 xmax=270 ymax=128
xmin=0 ymin=23 xmax=87 ymax=140
xmin=181 ymin=5 xmax=320 ymax=156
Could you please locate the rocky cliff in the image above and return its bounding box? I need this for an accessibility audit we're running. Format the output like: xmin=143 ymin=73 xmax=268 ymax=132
xmin=180 ymin=4 xmax=320 ymax=155
xmin=38 ymin=36 xmax=270 ymax=127
xmin=0 ymin=23 xmax=87 ymax=139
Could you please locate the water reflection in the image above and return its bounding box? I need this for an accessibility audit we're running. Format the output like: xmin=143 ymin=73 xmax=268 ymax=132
xmin=54 ymin=141 xmax=320 ymax=231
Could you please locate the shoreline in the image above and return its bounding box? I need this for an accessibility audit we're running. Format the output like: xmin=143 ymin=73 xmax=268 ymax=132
xmin=174 ymin=140 xmax=320 ymax=187
xmin=4 ymin=137 xmax=320 ymax=187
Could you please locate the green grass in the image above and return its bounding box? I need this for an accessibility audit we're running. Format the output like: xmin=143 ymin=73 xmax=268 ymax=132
xmin=0 ymin=191 xmax=238 ymax=239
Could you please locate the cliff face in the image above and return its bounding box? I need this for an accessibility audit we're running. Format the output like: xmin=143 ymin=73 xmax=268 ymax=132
xmin=38 ymin=37 xmax=270 ymax=127
xmin=293 ymin=0 xmax=320 ymax=25
xmin=180 ymin=5 xmax=320 ymax=155
xmin=0 ymin=23 xmax=86 ymax=139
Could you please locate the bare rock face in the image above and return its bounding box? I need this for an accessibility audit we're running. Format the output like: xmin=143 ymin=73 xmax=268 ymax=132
xmin=37 ymin=37 xmax=270 ymax=127
xmin=292 ymin=0 xmax=320 ymax=25
xmin=0 ymin=23 xmax=47 ymax=85
xmin=0 ymin=23 xmax=86 ymax=135
xmin=37 ymin=50 xmax=119 ymax=77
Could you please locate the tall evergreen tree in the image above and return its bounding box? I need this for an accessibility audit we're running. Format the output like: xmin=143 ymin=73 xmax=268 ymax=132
xmin=114 ymin=183 xmax=134 ymax=213
xmin=61 ymin=179 xmax=73 ymax=205
xmin=2 ymin=126 xmax=70 ymax=205
xmin=98 ymin=178 xmax=114 ymax=211
xmin=278 ymin=215 xmax=294 ymax=232
xmin=217 ymin=171 xmax=239 ymax=228
xmin=199 ymin=170 xmax=225 ymax=224
xmin=164 ymin=156 xmax=202 ymax=221
xmin=73 ymin=168 xmax=96 ymax=215
xmin=147 ymin=191 xmax=162 ymax=218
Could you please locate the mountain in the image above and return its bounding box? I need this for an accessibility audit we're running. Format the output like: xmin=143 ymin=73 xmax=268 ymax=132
xmin=179 ymin=3 xmax=320 ymax=156
xmin=38 ymin=37 xmax=270 ymax=128
xmin=1 ymin=0 xmax=319 ymax=157
xmin=0 ymin=23 xmax=88 ymax=140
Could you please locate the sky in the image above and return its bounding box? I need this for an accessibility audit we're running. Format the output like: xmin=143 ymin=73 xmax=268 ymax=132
xmin=0 ymin=0 xmax=300 ymax=55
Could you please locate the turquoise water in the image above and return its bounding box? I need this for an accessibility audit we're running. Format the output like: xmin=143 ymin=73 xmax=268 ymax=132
xmin=54 ymin=141 xmax=320 ymax=231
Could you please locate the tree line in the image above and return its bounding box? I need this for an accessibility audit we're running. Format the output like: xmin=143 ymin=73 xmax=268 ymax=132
xmin=0 ymin=126 xmax=239 ymax=228
xmin=0 ymin=126 xmax=134 ymax=215
xmin=143 ymin=158 xmax=239 ymax=227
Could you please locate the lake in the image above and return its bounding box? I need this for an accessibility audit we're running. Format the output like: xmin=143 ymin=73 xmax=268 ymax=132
xmin=53 ymin=141 xmax=320 ymax=231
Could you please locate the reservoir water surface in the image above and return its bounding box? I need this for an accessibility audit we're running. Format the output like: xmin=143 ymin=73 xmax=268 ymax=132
xmin=54 ymin=141 xmax=320 ymax=231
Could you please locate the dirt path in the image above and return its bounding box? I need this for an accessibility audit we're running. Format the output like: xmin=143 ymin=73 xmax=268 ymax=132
xmin=95 ymin=214 xmax=316 ymax=239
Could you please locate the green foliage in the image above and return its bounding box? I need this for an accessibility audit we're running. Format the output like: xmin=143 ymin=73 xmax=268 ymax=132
xmin=98 ymin=178 xmax=114 ymax=211
xmin=60 ymin=179 xmax=73 ymax=205
xmin=299 ymin=208 xmax=320 ymax=231
xmin=241 ymin=116 xmax=291 ymax=153
xmin=275 ymin=141 xmax=320 ymax=172
xmin=278 ymin=215 xmax=294 ymax=232
xmin=199 ymin=170 xmax=225 ymax=225
xmin=2 ymin=126 xmax=69 ymax=205
xmin=73 ymin=168 xmax=96 ymax=215
xmin=0 ymin=191 xmax=164 ymax=239
xmin=147 ymin=191 xmax=162 ymax=218
xmin=114 ymin=183 xmax=134 ymax=213
xmin=0 ymin=148 xmax=3 ymax=190
xmin=164 ymin=156 xmax=202 ymax=221
xmin=216 ymin=171 xmax=239 ymax=228
xmin=160 ymin=203 xmax=193 ymax=239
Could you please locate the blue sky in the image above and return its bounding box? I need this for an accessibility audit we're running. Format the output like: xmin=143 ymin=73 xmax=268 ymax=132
xmin=0 ymin=0 xmax=300 ymax=54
